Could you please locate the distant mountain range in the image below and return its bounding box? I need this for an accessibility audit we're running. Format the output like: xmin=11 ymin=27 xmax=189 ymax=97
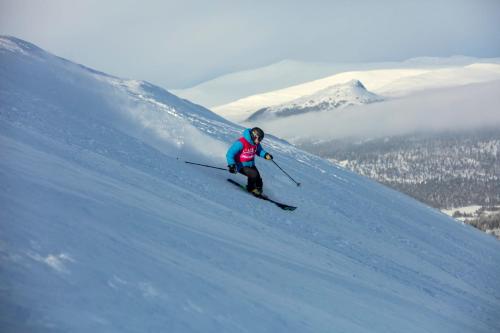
xmin=211 ymin=65 xmax=500 ymax=124
xmin=246 ymin=80 xmax=383 ymax=121
xmin=173 ymin=56 xmax=500 ymax=109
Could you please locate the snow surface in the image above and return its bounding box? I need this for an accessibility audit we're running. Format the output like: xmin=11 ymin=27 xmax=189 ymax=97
xmin=1 ymin=36 xmax=500 ymax=333
xmin=442 ymin=206 xmax=483 ymax=218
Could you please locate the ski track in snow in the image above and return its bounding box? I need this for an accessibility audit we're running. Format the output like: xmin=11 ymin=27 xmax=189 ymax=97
xmin=1 ymin=36 xmax=500 ymax=333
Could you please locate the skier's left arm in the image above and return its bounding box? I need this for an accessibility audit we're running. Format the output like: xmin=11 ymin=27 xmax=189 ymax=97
xmin=257 ymin=144 xmax=273 ymax=160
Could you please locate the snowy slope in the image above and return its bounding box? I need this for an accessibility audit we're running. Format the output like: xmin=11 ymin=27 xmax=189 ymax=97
xmin=213 ymin=62 xmax=500 ymax=122
xmin=1 ymin=36 xmax=500 ymax=333
xmin=246 ymin=80 xmax=383 ymax=121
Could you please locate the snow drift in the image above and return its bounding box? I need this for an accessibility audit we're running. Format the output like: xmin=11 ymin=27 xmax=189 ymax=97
xmin=1 ymin=36 xmax=500 ymax=333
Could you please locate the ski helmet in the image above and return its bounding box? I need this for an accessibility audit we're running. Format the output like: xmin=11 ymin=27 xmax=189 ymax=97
xmin=250 ymin=127 xmax=264 ymax=142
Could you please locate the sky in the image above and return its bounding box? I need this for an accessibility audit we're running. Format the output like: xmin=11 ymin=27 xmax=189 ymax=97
xmin=1 ymin=0 xmax=500 ymax=89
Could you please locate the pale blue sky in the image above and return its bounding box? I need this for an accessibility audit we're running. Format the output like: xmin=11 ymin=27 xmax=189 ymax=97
xmin=1 ymin=0 xmax=499 ymax=89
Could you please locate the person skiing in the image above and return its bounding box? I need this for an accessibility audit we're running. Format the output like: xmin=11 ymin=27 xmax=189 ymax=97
xmin=226 ymin=127 xmax=273 ymax=196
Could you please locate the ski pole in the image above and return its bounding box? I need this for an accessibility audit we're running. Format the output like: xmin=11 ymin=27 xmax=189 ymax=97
xmin=184 ymin=160 xmax=227 ymax=171
xmin=272 ymin=160 xmax=301 ymax=187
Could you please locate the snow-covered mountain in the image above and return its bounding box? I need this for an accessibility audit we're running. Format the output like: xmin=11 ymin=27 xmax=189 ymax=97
xmin=246 ymin=80 xmax=383 ymax=121
xmin=376 ymin=63 xmax=500 ymax=97
xmin=1 ymin=36 xmax=500 ymax=333
xmin=174 ymin=56 xmax=500 ymax=108
xmin=213 ymin=62 xmax=500 ymax=123
xmin=171 ymin=59 xmax=352 ymax=108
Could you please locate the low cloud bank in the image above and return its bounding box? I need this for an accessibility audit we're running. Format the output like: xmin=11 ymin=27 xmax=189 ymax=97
xmin=260 ymin=80 xmax=500 ymax=142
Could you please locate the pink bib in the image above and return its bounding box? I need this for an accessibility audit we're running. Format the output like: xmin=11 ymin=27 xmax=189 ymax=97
xmin=236 ymin=137 xmax=257 ymax=163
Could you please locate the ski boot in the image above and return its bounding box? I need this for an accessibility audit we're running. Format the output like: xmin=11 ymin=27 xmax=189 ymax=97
xmin=250 ymin=188 xmax=262 ymax=197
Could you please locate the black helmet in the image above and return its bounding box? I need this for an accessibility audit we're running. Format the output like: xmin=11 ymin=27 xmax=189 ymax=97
xmin=250 ymin=127 xmax=264 ymax=142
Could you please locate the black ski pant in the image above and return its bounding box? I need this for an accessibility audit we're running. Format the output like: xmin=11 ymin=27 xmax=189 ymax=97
xmin=239 ymin=166 xmax=263 ymax=191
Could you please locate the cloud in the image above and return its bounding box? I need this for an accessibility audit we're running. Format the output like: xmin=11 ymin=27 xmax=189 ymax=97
xmin=262 ymin=80 xmax=500 ymax=141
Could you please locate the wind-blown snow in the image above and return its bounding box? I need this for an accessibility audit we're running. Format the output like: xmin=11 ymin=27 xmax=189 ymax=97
xmin=1 ymin=36 xmax=500 ymax=333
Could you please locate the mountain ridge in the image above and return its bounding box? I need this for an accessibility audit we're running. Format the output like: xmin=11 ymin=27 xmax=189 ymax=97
xmin=174 ymin=56 xmax=500 ymax=108
xmin=247 ymin=79 xmax=383 ymax=121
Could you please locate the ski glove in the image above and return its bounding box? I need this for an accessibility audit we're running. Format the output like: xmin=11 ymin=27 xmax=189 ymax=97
xmin=228 ymin=164 xmax=237 ymax=174
xmin=265 ymin=153 xmax=273 ymax=160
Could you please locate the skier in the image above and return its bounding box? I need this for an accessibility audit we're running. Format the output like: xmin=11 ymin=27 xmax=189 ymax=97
xmin=226 ymin=127 xmax=273 ymax=196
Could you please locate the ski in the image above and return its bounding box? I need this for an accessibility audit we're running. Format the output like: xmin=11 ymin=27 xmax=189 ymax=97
xmin=227 ymin=179 xmax=297 ymax=211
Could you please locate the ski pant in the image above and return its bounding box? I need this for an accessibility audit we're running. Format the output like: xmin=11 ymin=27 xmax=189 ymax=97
xmin=239 ymin=166 xmax=263 ymax=191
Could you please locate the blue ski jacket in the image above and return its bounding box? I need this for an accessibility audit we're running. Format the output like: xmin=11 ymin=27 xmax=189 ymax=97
xmin=226 ymin=128 xmax=268 ymax=169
